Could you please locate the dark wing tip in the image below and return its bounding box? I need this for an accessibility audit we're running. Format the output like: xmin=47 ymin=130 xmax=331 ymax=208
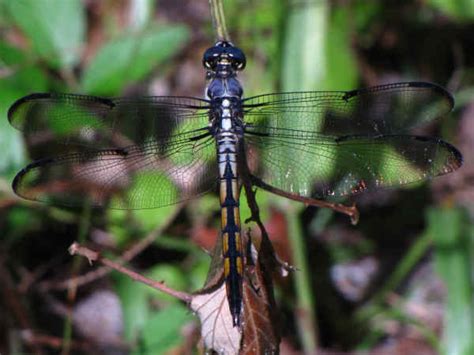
xmin=11 ymin=157 xmax=53 ymax=201
xmin=8 ymin=92 xmax=117 ymax=128
xmin=342 ymin=81 xmax=455 ymax=111
xmin=406 ymin=81 xmax=455 ymax=111
xmin=411 ymin=135 xmax=463 ymax=173
xmin=437 ymin=139 xmax=463 ymax=172
xmin=11 ymin=167 xmax=27 ymax=198
xmin=8 ymin=93 xmax=53 ymax=125
xmin=340 ymin=82 xmax=417 ymax=101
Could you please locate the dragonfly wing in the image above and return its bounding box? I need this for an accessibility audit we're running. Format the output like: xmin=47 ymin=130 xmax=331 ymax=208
xmin=242 ymin=82 xmax=460 ymax=199
xmin=244 ymin=127 xmax=462 ymax=199
xmin=13 ymin=133 xmax=217 ymax=209
xmin=242 ymin=82 xmax=454 ymax=137
xmin=8 ymin=93 xmax=210 ymax=154
xmin=9 ymin=93 xmax=217 ymax=208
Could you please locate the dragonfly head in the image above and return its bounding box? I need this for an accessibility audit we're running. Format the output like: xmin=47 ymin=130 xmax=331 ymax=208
xmin=203 ymin=41 xmax=246 ymax=73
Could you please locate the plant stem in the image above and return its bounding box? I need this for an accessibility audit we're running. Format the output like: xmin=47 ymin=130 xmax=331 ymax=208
xmin=285 ymin=202 xmax=319 ymax=353
xmin=61 ymin=203 xmax=91 ymax=355
xmin=209 ymin=0 xmax=230 ymax=41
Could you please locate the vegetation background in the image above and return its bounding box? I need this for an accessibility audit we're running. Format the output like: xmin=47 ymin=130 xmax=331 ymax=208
xmin=0 ymin=0 xmax=473 ymax=354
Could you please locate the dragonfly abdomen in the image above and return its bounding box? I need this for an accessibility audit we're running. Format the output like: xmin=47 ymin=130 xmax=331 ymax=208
xmin=217 ymin=130 xmax=244 ymax=327
xmin=221 ymin=193 xmax=243 ymax=327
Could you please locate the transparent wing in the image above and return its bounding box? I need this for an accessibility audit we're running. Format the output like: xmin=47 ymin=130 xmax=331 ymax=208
xmin=245 ymin=129 xmax=461 ymax=199
xmin=242 ymin=82 xmax=454 ymax=136
xmin=8 ymin=93 xmax=210 ymax=153
xmin=242 ymin=82 xmax=462 ymax=199
xmin=9 ymin=93 xmax=217 ymax=208
xmin=13 ymin=132 xmax=217 ymax=209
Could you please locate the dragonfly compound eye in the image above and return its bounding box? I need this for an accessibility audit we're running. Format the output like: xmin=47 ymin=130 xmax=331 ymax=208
xmin=228 ymin=47 xmax=246 ymax=70
xmin=203 ymin=49 xmax=219 ymax=70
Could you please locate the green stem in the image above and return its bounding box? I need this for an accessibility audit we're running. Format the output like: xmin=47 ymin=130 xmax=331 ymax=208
xmin=285 ymin=202 xmax=318 ymax=353
xmin=208 ymin=0 xmax=230 ymax=41
xmin=374 ymin=230 xmax=431 ymax=305
xmin=61 ymin=203 xmax=91 ymax=355
xmin=356 ymin=229 xmax=434 ymax=349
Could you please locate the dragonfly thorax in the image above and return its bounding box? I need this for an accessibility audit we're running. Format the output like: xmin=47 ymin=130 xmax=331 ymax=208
xmin=206 ymin=75 xmax=243 ymax=100
xmin=204 ymin=42 xmax=245 ymax=101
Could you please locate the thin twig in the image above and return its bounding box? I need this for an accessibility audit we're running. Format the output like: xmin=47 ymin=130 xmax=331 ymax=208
xmin=0 ymin=255 xmax=45 ymax=355
xmin=209 ymin=0 xmax=230 ymax=42
xmin=22 ymin=331 xmax=91 ymax=352
xmin=69 ymin=242 xmax=192 ymax=302
xmin=61 ymin=203 xmax=91 ymax=355
xmin=38 ymin=206 xmax=181 ymax=292
xmin=252 ymin=178 xmax=359 ymax=224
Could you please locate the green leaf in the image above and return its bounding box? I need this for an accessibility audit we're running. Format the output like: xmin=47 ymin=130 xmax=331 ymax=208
xmin=4 ymin=0 xmax=85 ymax=68
xmin=0 ymin=63 xmax=47 ymax=175
xmin=140 ymin=304 xmax=192 ymax=353
xmin=353 ymin=2 xmax=381 ymax=33
xmin=44 ymin=104 xmax=104 ymax=136
xmin=81 ymin=25 xmax=189 ymax=95
xmin=282 ymin=3 xmax=358 ymax=92
xmin=187 ymin=254 xmax=210 ymax=291
xmin=428 ymin=0 xmax=474 ymax=20
xmin=131 ymin=205 xmax=179 ymax=233
xmin=429 ymin=207 xmax=474 ymax=355
xmin=282 ymin=1 xmax=328 ymax=92
xmin=325 ymin=6 xmax=358 ymax=91
xmin=4 ymin=206 xmax=42 ymax=243
xmin=108 ymin=171 xmax=180 ymax=234
xmin=240 ymin=186 xmax=269 ymax=223
xmin=0 ymin=88 xmax=26 ymax=175
xmin=0 ymin=60 xmax=48 ymax=94
xmin=115 ymin=273 xmax=150 ymax=342
xmin=0 ymin=41 xmax=25 ymax=65
xmin=145 ymin=264 xmax=187 ymax=303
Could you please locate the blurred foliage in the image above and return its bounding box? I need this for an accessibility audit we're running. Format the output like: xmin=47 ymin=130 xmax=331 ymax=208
xmin=82 ymin=25 xmax=189 ymax=95
xmin=0 ymin=0 xmax=473 ymax=354
xmin=430 ymin=207 xmax=474 ymax=354
xmin=4 ymin=0 xmax=85 ymax=69
xmin=428 ymin=0 xmax=474 ymax=21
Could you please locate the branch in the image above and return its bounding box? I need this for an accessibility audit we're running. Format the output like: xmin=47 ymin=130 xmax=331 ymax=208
xmin=68 ymin=242 xmax=192 ymax=303
xmin=38 ymin=207 xmax=181 ymax=292
xmin=209 ymin=0 xmax=230 ymax=42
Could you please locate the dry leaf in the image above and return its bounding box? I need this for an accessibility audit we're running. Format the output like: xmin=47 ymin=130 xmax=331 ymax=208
xmin=240 ymin=234 xmax=281 ymax=354
xmin=191 ymin=282 xmax=242 ymax=353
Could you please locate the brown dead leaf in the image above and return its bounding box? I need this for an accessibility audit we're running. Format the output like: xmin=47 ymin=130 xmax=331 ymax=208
xmin=239 ymin=232 xmax=281 ymax=355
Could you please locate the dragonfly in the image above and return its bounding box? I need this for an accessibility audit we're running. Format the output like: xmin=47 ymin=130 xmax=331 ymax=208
xmin=8 ymin=41 xmax=462 ymax=327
